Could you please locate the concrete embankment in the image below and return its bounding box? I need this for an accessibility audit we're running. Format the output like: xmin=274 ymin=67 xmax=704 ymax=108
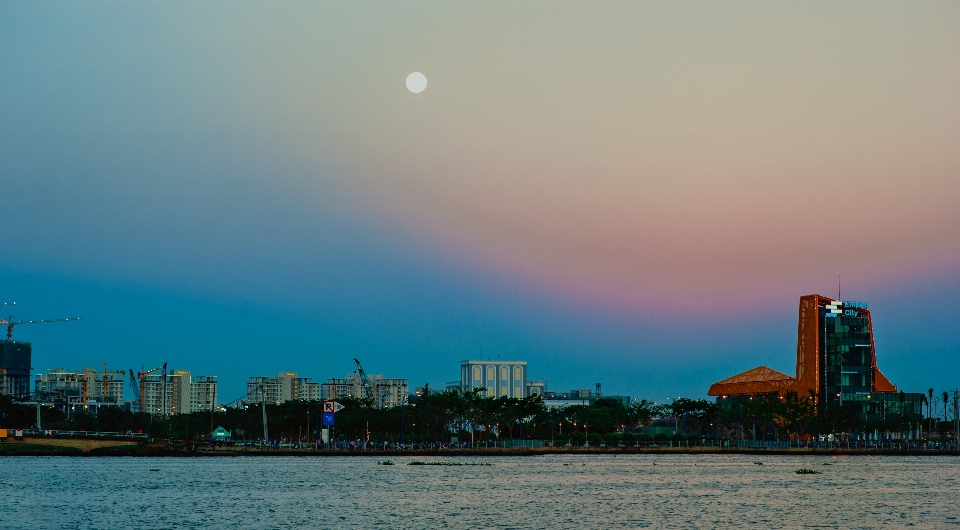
xmin=0 ymin=436 xmax=140 ymax=455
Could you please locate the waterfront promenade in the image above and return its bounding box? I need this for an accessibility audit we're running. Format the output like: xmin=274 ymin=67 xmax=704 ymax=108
xmin=3 ymin=432 xmax=958 ymax=456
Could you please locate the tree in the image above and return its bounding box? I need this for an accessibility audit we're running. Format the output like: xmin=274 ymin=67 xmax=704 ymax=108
xmin=629 ymin=400 xmax=657 ymax=433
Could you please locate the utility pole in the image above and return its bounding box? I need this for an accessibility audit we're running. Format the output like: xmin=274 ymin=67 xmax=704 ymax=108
xmin=210 ymin=382 xmax=217 ymax=436
xmin=260 ymin=384 xmax=269 ymax=443
xmin=953 ymin=389 xmax=959 ymax=448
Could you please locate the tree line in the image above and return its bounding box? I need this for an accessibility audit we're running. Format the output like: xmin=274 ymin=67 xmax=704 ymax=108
xmin=1 ymin=388 xmax=950 ymax=445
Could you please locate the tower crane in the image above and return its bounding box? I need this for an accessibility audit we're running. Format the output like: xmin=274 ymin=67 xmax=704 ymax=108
xmin=1 ymin=315 xmax=81 ymax=340
xmin=96 ymin=363 xmax=125 ymax=403
xmin=353 ymin=358 xmax=373 ymax=400
xmin=137 ymin=363 xmax=166 ymax=414
xmin=80 ymin=367 xmax=96 ymax=411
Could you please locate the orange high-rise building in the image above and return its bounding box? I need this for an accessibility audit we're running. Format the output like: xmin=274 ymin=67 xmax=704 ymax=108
xmin=708 ymin=295 xmax=922 ymax=418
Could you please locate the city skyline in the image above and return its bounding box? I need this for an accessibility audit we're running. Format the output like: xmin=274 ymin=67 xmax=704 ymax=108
xmin=3 ymin=1 xmax=959 ymax=403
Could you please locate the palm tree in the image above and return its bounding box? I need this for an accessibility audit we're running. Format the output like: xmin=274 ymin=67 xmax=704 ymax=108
xmin=944 ymin=391 xmax=950 ymax=424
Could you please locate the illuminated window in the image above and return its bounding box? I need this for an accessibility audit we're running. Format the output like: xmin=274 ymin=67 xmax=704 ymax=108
xmin=487 ymin=366 xmax=494 ymax=380
xmin=487 ymin=386 xmax=493 ymax=397
xmin=474 ymin=366 xmax=481 ymax=381
xmin=514 ymin=367 xmax=522 ymax=379
xmin=501 ymin=387 xmax=508 ymax=397
xmin=515 ymin=386 xmax=522 ymax=397
xmin=501 ymin=367 xmax=508 ymax=380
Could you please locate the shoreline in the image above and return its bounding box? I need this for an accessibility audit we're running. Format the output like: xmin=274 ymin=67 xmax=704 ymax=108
xmin=3 ymin=443 xmax=959 ymax=457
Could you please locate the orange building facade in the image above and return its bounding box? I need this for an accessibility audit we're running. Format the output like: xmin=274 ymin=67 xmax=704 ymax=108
xmin=708 ymin=295 xmax=898 ymax=402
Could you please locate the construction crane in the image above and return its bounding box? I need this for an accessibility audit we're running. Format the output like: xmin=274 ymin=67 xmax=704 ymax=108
xmin=353 ymin=358 xmax=373 ymax=400
xmin=1 ymin=315 xmax=81 ymax=340
xmin=128 ymin=368 xmax=140 ymax=409
xmin=137 ymin=363 xmax=166 ymax=414
xmin=96 ymin=363 xmax=125 ymax=403
xmin=80 ymin=367 xmax=96 ymax=411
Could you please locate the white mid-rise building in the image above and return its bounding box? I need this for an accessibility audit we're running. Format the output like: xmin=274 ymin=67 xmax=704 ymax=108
xmin=321 ymin=372 xmax=408 ymax=409
xmin=246 ymin=372 xmax=320 ymax=404
xmin=456 ymin=360 xmax=531 ymax=398
xmin=143 ymin=370 xmax=218 ymax=415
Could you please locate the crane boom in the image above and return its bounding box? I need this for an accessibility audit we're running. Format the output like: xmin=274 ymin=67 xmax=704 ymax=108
xmin=1 ymin=315 xmax=81 ymax=340
xmin=128 ymin=369 xmax=140 ymax=408
xmin=138 ymin=365 xmax=164 ymax=413
xmin=353 ymin=358 xmax=373 ymax=400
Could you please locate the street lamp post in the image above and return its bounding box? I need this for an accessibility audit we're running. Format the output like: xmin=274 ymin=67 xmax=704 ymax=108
xmin=400 ymin=396 xmax=406 ymax=447
xmin=260 ymin=384 xmax=269 ymax=444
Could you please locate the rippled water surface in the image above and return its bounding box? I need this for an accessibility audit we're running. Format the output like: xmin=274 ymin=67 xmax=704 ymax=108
xmin=3 ymin=454 xmax=959 ymax=528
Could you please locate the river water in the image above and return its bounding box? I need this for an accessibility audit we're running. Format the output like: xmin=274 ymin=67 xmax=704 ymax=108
xmin=3 ymin=454 xmax=958 ymax=528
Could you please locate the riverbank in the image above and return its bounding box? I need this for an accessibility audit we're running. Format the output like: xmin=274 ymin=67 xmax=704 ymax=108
xmin=3 ymin=441 xmax=959 ymax=457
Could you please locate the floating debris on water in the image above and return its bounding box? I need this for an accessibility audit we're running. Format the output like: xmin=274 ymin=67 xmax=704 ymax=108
xmin=377 ymin=460 xmax=394 ymax=465
xmin=149 ymin=469 xmax=160 ymax=472
xmin=408 ymin=461 xmax=491 ymax=466
xmin=795 ymin=468 xmax=822 ymax=475
xmin=754 ymin=462 xmax=764 ymax=466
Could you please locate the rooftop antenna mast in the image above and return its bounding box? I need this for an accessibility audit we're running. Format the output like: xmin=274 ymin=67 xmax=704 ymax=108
xmin=838 ymin=276 xmax=841 ymax=300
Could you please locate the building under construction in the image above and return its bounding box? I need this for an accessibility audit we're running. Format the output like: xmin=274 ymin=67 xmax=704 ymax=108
xmin=0 ymin=341 xmax=32 ymax=397
xmin=708 ymin=294 xmax=923 ymax=420
xmin=34 ymin=366 xmax=126 ymax=416
xmin=0 ymin=305 xmax=81 ymax=397
xmin=321 ymin=372 xmax=408 ymax=409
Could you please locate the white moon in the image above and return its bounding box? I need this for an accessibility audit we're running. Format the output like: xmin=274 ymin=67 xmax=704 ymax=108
xmin=406 ymin=72 xmax=427 ymax=93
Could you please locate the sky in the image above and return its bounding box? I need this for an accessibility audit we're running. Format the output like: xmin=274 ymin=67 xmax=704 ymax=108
xmin=2 ymin=0 xmax=959 ymax=403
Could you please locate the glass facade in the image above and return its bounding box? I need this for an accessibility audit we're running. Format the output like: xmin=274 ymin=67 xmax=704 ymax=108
xmin=817 ymin=306 xmax=923 ymax=421
xmin=819 ymin=309 xmax=873 ymax=403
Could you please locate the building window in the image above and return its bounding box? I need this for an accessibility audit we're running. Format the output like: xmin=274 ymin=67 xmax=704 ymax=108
xmin=501 ymin=367 xmax=508 ymax=380
xmin=487 ymin=386 xmax=494 ymax=397
xmin=487 ymin=366 xmax=494 ymax=380
xmin=514 ymin=367 xmax=521 ymax=380
xmin=473 ymin=366 xmax=481 ymax=381
xmin=515 ymin=386 xmax=522 ymax=398
xmin=501 ymin=387 xmax=508 ymax=397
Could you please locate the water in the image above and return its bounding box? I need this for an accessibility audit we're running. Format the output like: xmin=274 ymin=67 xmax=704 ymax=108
xmin=3 ymin=454 xmax=959 ymax=528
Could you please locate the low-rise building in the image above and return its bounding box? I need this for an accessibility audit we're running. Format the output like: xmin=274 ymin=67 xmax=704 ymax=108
xmin=541 ymin=389 xmax=631 ymax=409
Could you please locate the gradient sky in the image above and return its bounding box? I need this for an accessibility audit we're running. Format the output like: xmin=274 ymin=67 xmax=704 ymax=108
xmin=2 ymin=1 xmax=959 ymax=404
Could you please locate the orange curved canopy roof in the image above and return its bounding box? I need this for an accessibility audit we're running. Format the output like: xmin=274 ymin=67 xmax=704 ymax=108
xmin=707 ymin=366 xmax=796 ymax=396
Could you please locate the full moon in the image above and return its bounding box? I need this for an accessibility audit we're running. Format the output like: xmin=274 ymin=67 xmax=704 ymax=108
xmin=405 ymin=72 xmax=427 ymax=93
